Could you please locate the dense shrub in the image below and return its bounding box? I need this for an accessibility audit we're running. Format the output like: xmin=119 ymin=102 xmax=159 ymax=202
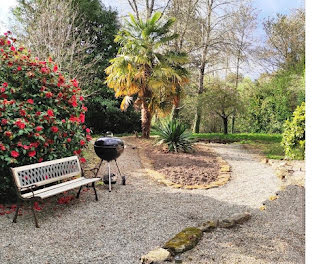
xmin=85 ymin=89 xmax=141 ymax=134
xmin=0 ymin=33 xmax=92 ymax=201
xmin=281 ymin=102 xmax=305 ymax=159
xmin=155 ymin=118 xmax=193 ymax=152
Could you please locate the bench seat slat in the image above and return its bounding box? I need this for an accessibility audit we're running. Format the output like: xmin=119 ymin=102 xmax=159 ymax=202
xmin=21 ymin=177 xmax=100 ymax=199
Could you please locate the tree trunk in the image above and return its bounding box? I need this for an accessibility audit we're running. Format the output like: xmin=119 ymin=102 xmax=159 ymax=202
xmin=172 ymin=85 xmax=181 ymax=120
xmin=222 ymin=116 xmax=228 ymax=134
xmin=231 ymin=115 xmax=235 ymax=133
xmin=193 ymin=65 xmax=205 ymax=133
xmin=193 ymin=106 xmax=202 ymax=133
xmin=141 ymin=100 xmax=152 ymax=138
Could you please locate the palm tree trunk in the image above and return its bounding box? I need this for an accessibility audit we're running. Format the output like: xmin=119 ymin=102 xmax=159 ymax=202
xmin=141 ymin=101 xmax=152 ymax=138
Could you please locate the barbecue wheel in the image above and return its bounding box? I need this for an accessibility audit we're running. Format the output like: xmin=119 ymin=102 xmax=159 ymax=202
xmin=121 ymin=176 xmax=126 ymax=185
xmin=103 ymin=173 xmax=117 ymax=184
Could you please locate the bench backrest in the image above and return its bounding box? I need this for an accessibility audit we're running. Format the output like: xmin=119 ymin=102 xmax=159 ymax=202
xmin=11 ymin=156 xmax=82 ymax=191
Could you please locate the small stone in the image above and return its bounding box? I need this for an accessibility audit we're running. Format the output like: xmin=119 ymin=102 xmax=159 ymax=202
xmin=164 ymin=227 xmax=203 ymax=254
xmin=230 ymin=212 xmax=252 ymax=224
xmin=197 ymin=220 xmax=219 ymax=232
xmin=276 ymin=169 xmax=288 ymax=179
xmin=140 ymin=248 xmax=171 ymax=264
xmin=261 ymin=158 xmax=269 ymax=164
xmin=220 ymin=165 xmax=231 ymax=172
xmin=220 ymin=219 xmax=236 ymax=229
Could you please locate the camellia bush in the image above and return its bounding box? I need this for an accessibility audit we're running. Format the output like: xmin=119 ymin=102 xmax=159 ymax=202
xmin=281 ymin=102 xmax=305 ymax=159
xmin=0 ymin=32 xmax=92 ymax=201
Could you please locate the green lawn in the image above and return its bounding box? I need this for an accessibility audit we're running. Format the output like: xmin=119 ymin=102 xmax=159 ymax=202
xmin=193 ymin=133 xmax=285 ymax=159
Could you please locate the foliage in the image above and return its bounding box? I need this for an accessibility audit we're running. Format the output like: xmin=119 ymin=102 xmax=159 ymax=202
xmin=202 ymin=77 xmax=242 ymax=134
xmin=261 ymin=9 xmax=305 ymax=70
xmin=281 ymin=102 xmax=305 ymax=159
xmin=85 ymin=89 xmax=141 ymax=134
xmin=0 ymin=34 xmax=91 ymax=201
xmin=105 ymin=11 xmax=188 ymax=138
xmin=155 ymin=118 xmax=193 ymax=152
xmin=13 ymin=0 xmax=96 ymax=89
xmin=239 ymin=65 xmax=305 ymax=134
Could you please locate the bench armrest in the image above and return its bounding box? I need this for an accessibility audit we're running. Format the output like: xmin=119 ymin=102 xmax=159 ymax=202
xmin=19 ymin=184 xmax=37 ymax=197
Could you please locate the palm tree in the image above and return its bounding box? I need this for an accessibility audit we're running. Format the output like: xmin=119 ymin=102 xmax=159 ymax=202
xmin=105 ymin=12 xmax=188 ymax=138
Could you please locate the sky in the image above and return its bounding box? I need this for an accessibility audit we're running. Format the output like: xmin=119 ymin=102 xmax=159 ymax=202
xmin=0 ymin=0 xmax=305 ymax=33
xmin=0 ymin=0 xmax=304 ymax=79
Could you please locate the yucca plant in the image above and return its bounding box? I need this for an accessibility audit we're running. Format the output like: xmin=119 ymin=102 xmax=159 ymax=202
xmin=155 ymin=119 xmax=193 ymax=152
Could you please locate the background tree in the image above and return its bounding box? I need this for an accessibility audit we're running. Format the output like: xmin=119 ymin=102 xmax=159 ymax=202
xmin=259 ymin=9 xmax=305 ymax=71
xmin=202 ymin=77 xmax=241 ymax=134
xmin=12 ymin=0 xmax=141 ymax=134
xmin=227 ymin=4 xmax=257 ymax=133
xmin=105 ymin=12 xmax=188 ymax=138
xmin=12 ymin=0 xmax=95 ymax=89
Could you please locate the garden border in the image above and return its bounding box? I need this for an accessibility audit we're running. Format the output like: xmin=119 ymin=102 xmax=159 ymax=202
xmin=137 ymin=143 xmax=231 ymax=190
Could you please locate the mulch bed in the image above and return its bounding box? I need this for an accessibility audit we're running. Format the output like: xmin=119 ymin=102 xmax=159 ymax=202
xmin=125 ymin=137 xmax=220 ymax=186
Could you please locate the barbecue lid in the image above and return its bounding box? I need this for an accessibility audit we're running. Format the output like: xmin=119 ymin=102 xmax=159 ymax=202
xmin=94 ymin=137 xmax=124 ymax=148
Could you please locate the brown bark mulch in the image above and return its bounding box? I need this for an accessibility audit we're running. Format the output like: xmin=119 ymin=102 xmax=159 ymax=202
xmin=124 ymin=137 xmax=220 ymax=186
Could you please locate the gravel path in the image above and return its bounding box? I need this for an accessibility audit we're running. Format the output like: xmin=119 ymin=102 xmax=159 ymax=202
xmin=169 ymin=143 xmax=281 ymax=208
xmin=0 ymin=140 xmax=303 ymax=264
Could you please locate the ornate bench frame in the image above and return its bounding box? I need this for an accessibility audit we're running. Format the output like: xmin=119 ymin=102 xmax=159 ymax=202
xmin=10 ymin=156 xmax=100 ymax=228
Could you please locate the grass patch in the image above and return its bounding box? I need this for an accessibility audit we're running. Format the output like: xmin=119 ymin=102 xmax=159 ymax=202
xmin=193 ymin=133 xmax=282 ymax=143
xmin=193 ymin=133 xmax=285 ymax=160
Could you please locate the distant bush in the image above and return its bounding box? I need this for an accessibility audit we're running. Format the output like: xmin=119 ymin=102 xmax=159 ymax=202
xmin=155 ymin=119 xmax=193 ymax=152
xmin=85 ymin=89 xmax=141 ymax=134
xmin=0 ymin=33 xmax=91 ymax=201
xmin=281 ymin=102 xmax=305 ymax=159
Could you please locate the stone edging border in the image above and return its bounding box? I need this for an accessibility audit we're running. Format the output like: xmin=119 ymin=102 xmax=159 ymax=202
xmin=137 ymin=145 xmax=231 ymax=190
xmin=140 ymin=212 xmax=252 ymax=263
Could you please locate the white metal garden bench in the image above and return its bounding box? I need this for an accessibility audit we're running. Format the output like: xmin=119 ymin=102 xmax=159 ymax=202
xmin=10 ymin=156 xmax=101 ymax=228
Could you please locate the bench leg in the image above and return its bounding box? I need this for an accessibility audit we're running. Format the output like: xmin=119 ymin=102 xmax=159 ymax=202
xmin=31 ymin=201 xmax=40 ymax=228
xmin=92 ymin=182 xmax=98 ymax=201
xmin=13 ymin=200 xmax=21 ymax=223
xmin=76 ymin=186 xmax=83 ymax=199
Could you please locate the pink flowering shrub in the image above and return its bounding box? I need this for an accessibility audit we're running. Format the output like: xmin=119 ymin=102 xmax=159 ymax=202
xmin=0 ymin=32 xmax=92 ymax=201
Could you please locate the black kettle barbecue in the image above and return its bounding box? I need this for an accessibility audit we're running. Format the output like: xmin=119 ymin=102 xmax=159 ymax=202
xmin=93 ymin=135 xmax=126 ymax=191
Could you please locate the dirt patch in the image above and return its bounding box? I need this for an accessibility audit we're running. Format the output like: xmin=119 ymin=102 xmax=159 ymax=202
xmin=124 ymin=137 xmax=222 ymax=186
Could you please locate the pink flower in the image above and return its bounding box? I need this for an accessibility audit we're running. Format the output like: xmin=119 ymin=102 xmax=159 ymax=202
xmin=17 ymin=66 xmax=22 ymax=71
xmin=79 ymin=113 xmax=85 ymax=123
xmin=11 ymin=150 xmax=19 ymax=158
xmin=53 ymin=65 xmax=58 ymax=72
xmin=51 ymin=126 xmax=59 ymax=133
xmin=27 ymin=99 xmax=34 ymax=104
xmin=2 ymin=82 xmax=8 ymax=88
xmin=80 ymin=140 xmax=85 ymax=146
xmin=47 ymin=109 xmax=54 ymax=117
xmin=71 ymin=79 xmax=78 ymax=88
xmin=41 ymin=67 xmax=48 ymax=74
xmin=15 ymin=120 xmax=25 ymax=129
xmin=10 ymin=46 xmax=15 ymax=51
xmin=1 ymin=119 xmax=8 ymax=125
xmin=35 ymin=126 xmax=43 ymax=132
xmin=28 ymin=150 xmax=36 ymax=157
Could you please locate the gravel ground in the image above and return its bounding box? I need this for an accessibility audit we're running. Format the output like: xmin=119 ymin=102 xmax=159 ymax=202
xmin=182 ymin=185 xmax=305 ymax=264
xmin=0 ymin=140 xmax=304 ymax=263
